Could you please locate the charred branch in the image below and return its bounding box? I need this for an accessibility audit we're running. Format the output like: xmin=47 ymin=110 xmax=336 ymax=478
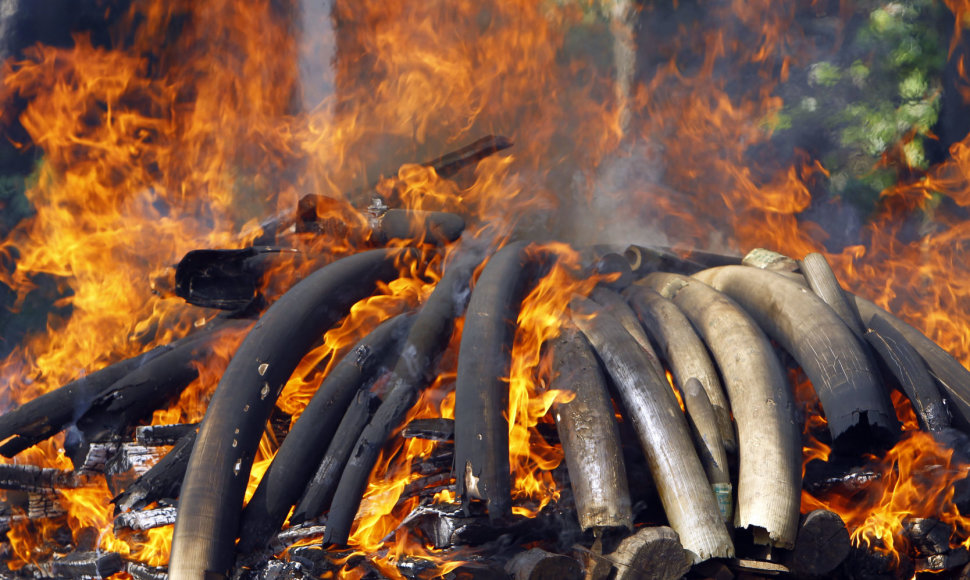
xmin=51 ymin=551 xmax=125 ymax=580
xmin=551 ymin=328 xmax=632 ymax=532
xmin=425 ymin=135 xmax=513 ymax=179
xmin=571 ymin=297 xmax=733 ymax=562
xmin=454 ymin=241 xmax=538 ymax=521
xmin=114 ymin=506 xmax=177 ymax=531
xmin=237 ymin=314 xmax=412 ymax=554
xmin=0 ymin=464 xmax=81 ymax=492
xmin=169 ymin=248 xmax=408 ymax=579
xmin=112 ymin=428 xmax=195 ymax=514
xmin=135 ymin=423 xmax=198 ymax=446
xmin=324 ymin=241 xmax=487 ymax=546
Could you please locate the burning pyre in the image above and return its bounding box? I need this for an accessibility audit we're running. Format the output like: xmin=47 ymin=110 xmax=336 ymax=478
xmin=2 ymin=1 xmax=970 ymax=579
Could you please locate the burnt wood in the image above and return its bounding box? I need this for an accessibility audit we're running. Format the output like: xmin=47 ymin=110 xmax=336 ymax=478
xmin=324 ymin=241 xmax=487 ymax=545
xmin=425 ymin=135 xmax=513 ymax=179
xmin=0 ymin=464 xmax=80 ymax=492
xmin=790 ymin=509 xmax=851 ymax=578
xmin=51 ymin=551 xmax=125 ymax=580
xmin=401 ymin=417 xmax=455 ymax=441
xmin=114 ymin=506 xmax=178 ymax=531
xmin=454 ymin=240 xmax=538 ymax=521
xmin=551 ymin=328 xmax=632 ymax=532
xmin=135 ymin=423 xmax=198 ymax=446
xmin=505 ymin=548 xmax=583 ymax=580
xmin=289 ymin=389 xmax=378 ymax=525
xmin=237 ymin=314 xmax=411 ymax=553
xmin=175 ymin=247 xmax=288 ymax=312
xmin=112 ymin=428 xmax=196 ymax=514
xmin=606 ymin=526 xmax=692 ymax=580
xmin=866 ymin=314 xmax=950 ymax=432
xmin=168 ymin=248 xmax=408 ymax=579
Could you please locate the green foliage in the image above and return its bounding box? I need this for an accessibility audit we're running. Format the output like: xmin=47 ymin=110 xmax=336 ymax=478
xmin=774 ymin=0 xmax=947 ymax=217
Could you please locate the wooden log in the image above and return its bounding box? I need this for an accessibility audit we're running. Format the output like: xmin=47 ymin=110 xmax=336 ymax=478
xmin=135 ymin=423 xmax=198 ymax=446
xmin=126 ymin=563 xmax=171 ymax=580
xmin=169 ymin=248 xmax=407 ymax=580
xmin=505 ymin=548 xmax=583 ymax=580
xmin=623 ymin=284 xmax=737 ymax=454
xmin=852 ymin=294 xmax=970 ymax=431
xmin=114 ymin=506 xmax=178 ymax=531
xmin=289 ymin=390 xmax=378 ymax=525
xmin=605 ymin=526 xmax=692 ymax=580
xmin=0 ymin=464 xmax=80 ymax=492
xmin=790 ymin=509 xmax=851 ymax=578
xmin=454 ymin=241 xmax=539 ymax=521
xmin=692 ymin=266 xmax=899 ymax=448
xmin=237 ymin=314 xmax=412 ymax=554
xmin=27 ymin=491 xmax=66 ymax=519
xmin=324 ymin=242 xmax=487 ymax=545
xmin=640 ymin=272 xmax=800 ymax=549
xmin=51 ymin=551 xmax=125 ymax=580
xmin=0 ymin=323 xmax=220 ymax=458
xmin=112 ymin=428 xmax=195 ymax=514
xmin=903 ymin=517 xmax=952 ymax=556
xmin=551 ymin=328 xmax=632 ymax=532
xmin=402 ymin=418 xmax=455 ymax=441
xmin=681 ymin=378 xmax=732 ymax=523
xmin=866 ymin=314 xmax=950 ymax=432
xmin=571 ymin=297 xmax=733 ymax=562
xmin=799 ymin=252 xmax=866 ymax=339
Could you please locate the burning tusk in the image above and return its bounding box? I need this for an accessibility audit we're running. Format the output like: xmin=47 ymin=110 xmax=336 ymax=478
xmin=798 ymin=252 xmax=866 ymax=340
xmin=168 ymin=248 xmax=409 ymax=580
xmin=551 ymin=327 xmax=632 ymax=532
xmin=237 ymin=313 xmax=413 ymax=554
xmin=640 ymin=272 xmax=800 ymax=549
xmin=623 ymin=285 xmax=737 ymax=454
xmin=454 ymin=241 xmax=541 ymax=521
xmin=571 ymin=296 xmax=734 ymax=562
xmin=692 ymin=265 xmax=900 ymax=448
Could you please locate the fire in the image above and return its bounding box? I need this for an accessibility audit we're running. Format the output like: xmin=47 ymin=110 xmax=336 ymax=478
xmin=1 ymin=0 xmax=970 ymax=576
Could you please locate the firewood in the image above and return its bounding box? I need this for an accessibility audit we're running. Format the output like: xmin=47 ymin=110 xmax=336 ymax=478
xmin=852 ymin=295 xmax=970 ymax=431
xmin=799 ymin=253 xmax=866 ymax=339
xmin=916 ymin=548 xmax=969 ymax=573
xmin=505 ymin=548 xmax=583 ymax=580
xmin=903 ymin=516 xmax=952 ymax=556
xmin=624 ymin=284 xmax=736 ymax=453
xmin=641 ymin=272 xmax=800 ymax=549
xmin=0 ymin=464 xmax=80 ymax=492
xmin=605 ymin=526 xmax=692 ymax=580
xmin=0 ymin=323 xmax=220 ymax=458
xmin=551 ymin=328 xmax=632 ymax=532
xmin=114 ymin=506 xmax=178 ymax=531
xmin=76 ymin=441 xmax=119 ymax=474
xmin=126 ymin=562 xmax=171 ymax=580
xmin=789 ymin=509 xmax=850 ymax=578
xmin=135 ymin=423 xmax=198 ymax=446
xmin=237 ymin=314 xmax=412 ymax=553
xmin=692 ymin=266 xmax=899 ymax=448
xmin=51 ymin=551 xmax=125 ymax=579
xmin=169 ymin=247 xmax=410 ymax=580
xmin=866 ymin=314 xmax=950 ymax=432
xmin=454 ymin=241 xmax=540 ymax=521
xmin=728 ymin=558 xmax=790 ymax=576
xmin=289 ymin=390 xmax=378 ymax=525
xmin=325 ymin=241 xmax=488 ymax=545
xmin=27 ymin=491 xmax=66 ymax=519
xmin=112 ymin=428 xmax=195 ymax=514
xmin=571 ymin=297 xmax=733 ymax=562
xmin=681 ymin=378 xmax=732 ymax=522
xmin=402 ymin=418 xmax=455 ymax=441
